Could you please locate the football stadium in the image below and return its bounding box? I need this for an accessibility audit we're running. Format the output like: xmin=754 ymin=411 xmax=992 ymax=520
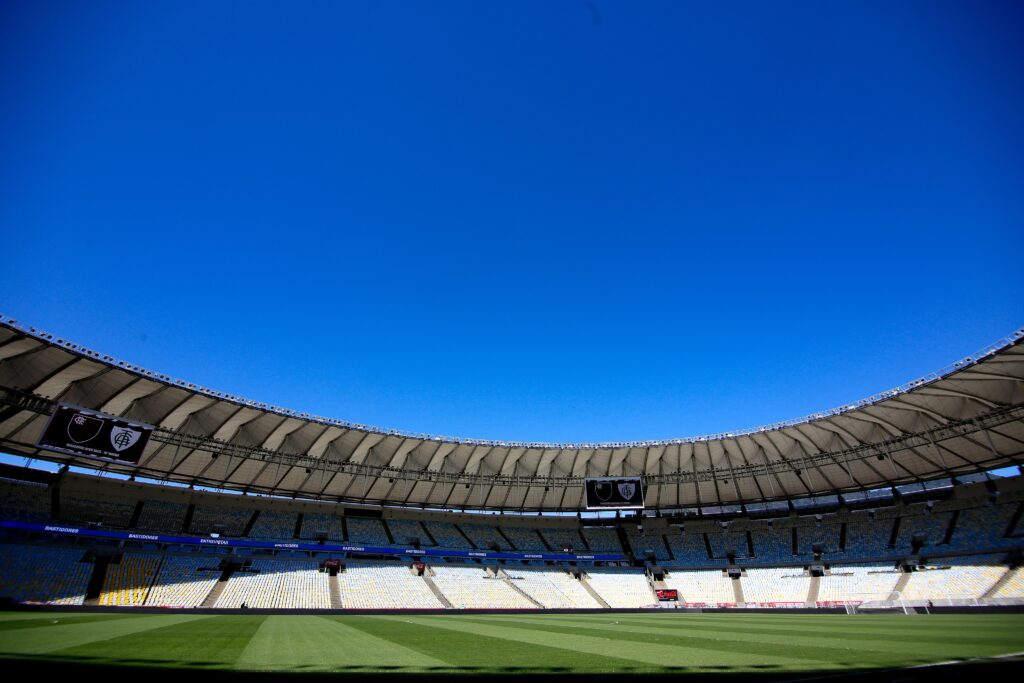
xmin=1 ymin=316 xmax=1023 ymax=680
xmin=4 ymin=2 xmax=1024 ymax=681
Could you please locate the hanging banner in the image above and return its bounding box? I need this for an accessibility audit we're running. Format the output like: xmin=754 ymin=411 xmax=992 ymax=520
xmin=584 ymin=476 xmax=645 ymax=510
xmin=37 ymin=405 xmax=152 ymax=464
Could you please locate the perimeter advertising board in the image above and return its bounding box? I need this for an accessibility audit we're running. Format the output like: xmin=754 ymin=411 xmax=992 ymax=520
xmin=584 ymin=476 xmax=645 ymax=510
xmin=37 ymin=404 xmax=152 ymax=464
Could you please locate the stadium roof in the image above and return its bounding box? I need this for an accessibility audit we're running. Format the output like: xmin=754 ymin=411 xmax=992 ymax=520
xmin=0 ymin=315 xmax=1022 ymax=511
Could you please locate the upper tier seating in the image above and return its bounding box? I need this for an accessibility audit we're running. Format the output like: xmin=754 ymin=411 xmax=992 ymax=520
xmin=749 ymin=528 xmax=793 ymax=563
xmin=581 ymin=527 xmax=622 ymax=554
xmin=136 ymin=500 xmax=188 ymax=532
xmin=894 ymin=510 xmax=953 ymax=551
xmin=386 ymin=519 xmax=426 ymax=545
xmin=0 ymin=479 xmax=51 ymax=522
xmin=540 ymin=527 xmax=584 ymax=552
xmin=841 ymin=520 xmax=892 ymax=559
xmin=61 ymin=494 xmax=135 ymax=527
xmin=495 ymin=526 xmax=546 ymax=552
xmin=459 ymin=522 xmax=507 ymax=549
xmin=300 ymin=512 xmax=345 ymax=541
xmin=346 ymin=518 xmax=390 ymax=545
xmin=665 ymin=532 xmax=710 ymax=564
xmin=948 ymin=504 xmax=1018 ymax=550
xmin=190 ymin=505 xmax=251 ymax=536
xmin=421 ymin=521 xmax=474 ymax=549
xmin=796 ymin=524 xmax=841 ymax=556
xmin=707 ymin=531 xmax=752 ymax=559
xmin=248 ymin=511 xmax=298 ymax=539
xmin=626 ymin=529 xmax=671 ymax=562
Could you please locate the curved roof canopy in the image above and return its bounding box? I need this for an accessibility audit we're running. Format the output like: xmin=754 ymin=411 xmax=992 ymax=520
xmin=0 ymin=315 xmax=1021 ymax=511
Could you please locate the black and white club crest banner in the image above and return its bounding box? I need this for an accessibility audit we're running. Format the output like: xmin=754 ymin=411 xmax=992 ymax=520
xmin=37 ymin=405 xmax=152 ymax=464
xmin=584 ymin=476 xmax=645 ymax=510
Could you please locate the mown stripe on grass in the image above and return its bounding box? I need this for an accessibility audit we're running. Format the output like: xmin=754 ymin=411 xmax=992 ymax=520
xmin=482 ymin=613 xmax=1024 ymax=653
xmin=0 ymin=613 xmax=215 ymax=656
xmin=368 ymin=614 xmax=822 ymax=672
xmin=0 ymin=613 xmax=153 ymax=632
xmin=233 ymin=615 xmax=449 ymax=672
xmin=335 ymin=615 xmax=678 ymax=674
xmin=35 ymin=614 xmax=264 ymax=669
xmin=447 ymin=614 xmax=944 ymax=668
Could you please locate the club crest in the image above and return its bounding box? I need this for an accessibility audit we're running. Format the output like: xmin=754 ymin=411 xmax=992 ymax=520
xmin=110 ymin=426 xmax=142 ymax=452
xmin=617 ymin=482 xmax=636 ymax=500
xmin=593 ymin=481 xmax=613 ymax=502
xmin=67 ymin=414 xmax=103 ymax=444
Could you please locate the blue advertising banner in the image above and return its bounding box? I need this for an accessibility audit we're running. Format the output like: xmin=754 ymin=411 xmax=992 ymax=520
xmin=0 ymin=520 xmax=624 ymax=562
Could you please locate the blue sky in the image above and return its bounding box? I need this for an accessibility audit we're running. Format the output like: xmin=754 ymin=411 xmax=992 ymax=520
xmin=1 ymin=1 xmax=1022 ymax=445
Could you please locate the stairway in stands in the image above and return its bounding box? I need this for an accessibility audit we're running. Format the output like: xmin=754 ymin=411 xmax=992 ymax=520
xmin=732 ymin=574 xmax=746 ymax=604
xmin=328 ymin=573 xmax=342 ymax=609
xmin=580 ymin=573 xmax=610 ymax=608
xmin=888 ymin=571 xmax=911 ymax=602
xmin=421 ymin=568 xmax=453 ymax=608
xmin=498 ymin=569 xmax=543 ymax=608
xmin=806 ymin=574 xmax=821 ymax=606
xmin=201 ymin=566 xmax=235 ymax=608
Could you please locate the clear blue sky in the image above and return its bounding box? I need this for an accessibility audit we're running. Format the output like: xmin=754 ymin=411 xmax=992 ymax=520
xmin=1 ymin=1 xmax=1021 ymax=445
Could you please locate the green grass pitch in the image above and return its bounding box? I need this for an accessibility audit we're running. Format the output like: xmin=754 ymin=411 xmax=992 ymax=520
xmin=1 ymin=611 xmax=1023 ymax=679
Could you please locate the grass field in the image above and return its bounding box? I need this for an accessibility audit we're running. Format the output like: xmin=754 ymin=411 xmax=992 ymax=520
xmin=1 ymin=611 xmax=1023 ymax=680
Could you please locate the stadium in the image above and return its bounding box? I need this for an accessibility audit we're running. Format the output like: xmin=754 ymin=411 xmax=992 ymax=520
xmin=1 ymin=314 xmax=1023 ymax=680
xmin=4 ymin=2 xmax=1024 ymax=681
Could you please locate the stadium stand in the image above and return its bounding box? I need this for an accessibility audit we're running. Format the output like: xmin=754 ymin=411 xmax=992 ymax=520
xmin=144 ymin=555 xmax=222 ymax=607
xmin=299 ymin=512 xmax=345 ymax=541
xmin=501 ymin=526 xmax=550 ymax=551
xmin=0 ymin=544 xmax=91 ymax=605
xmin=750 ymin=526 xmax=795 ymax=563
xmin=626 ymin=528 xmax=671 ymax=562
xmin=899 ymin=563 xmax=1007 ymax=604
xmin=741 ymin=567 xmax=812 ymax=605
xmin=817 ymin=564 xmax=902 ymax=604
xmin=248 ymin=510 xmax=298 ymax=539
xmin=502 ymin=567 xmax=601 ymax=608
xmin=665 ymin=531 xmax=710 ymax=564
xmin=584 ymin=568 xmax=656 ymax=607
xmin=215 ymin=559 xmax=330 ymax=609
xmin=190 ymin=505 xmax=250 ymax=536
xmin=0 ymin=479 xmax=50 ymax=522
xmin=421 ymin=521 xmax=474 ymax=549
xmin=336 ymin=561 xmax=443 ymax=609
xmin=99 ymin=553 xmax=161 ymax=606
xmin=665 ymin=569 xmax=735 ymax=605
xmin=540 ymin=527 xmax=584 ymax=552
xmin=346 ymin=517 xmax=390 ymax=545
xmin=386 ymin=518 xmax=427 ymax=545
xmin=581 ymin=527 xmax=623 ymax=554
xmin=429 ymin=565 xmax=535 ymax=608
xmin=61 ymin=494 xmax=134 ymax=528
xmin=136 ymin=500 xmax=188 ymax=532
